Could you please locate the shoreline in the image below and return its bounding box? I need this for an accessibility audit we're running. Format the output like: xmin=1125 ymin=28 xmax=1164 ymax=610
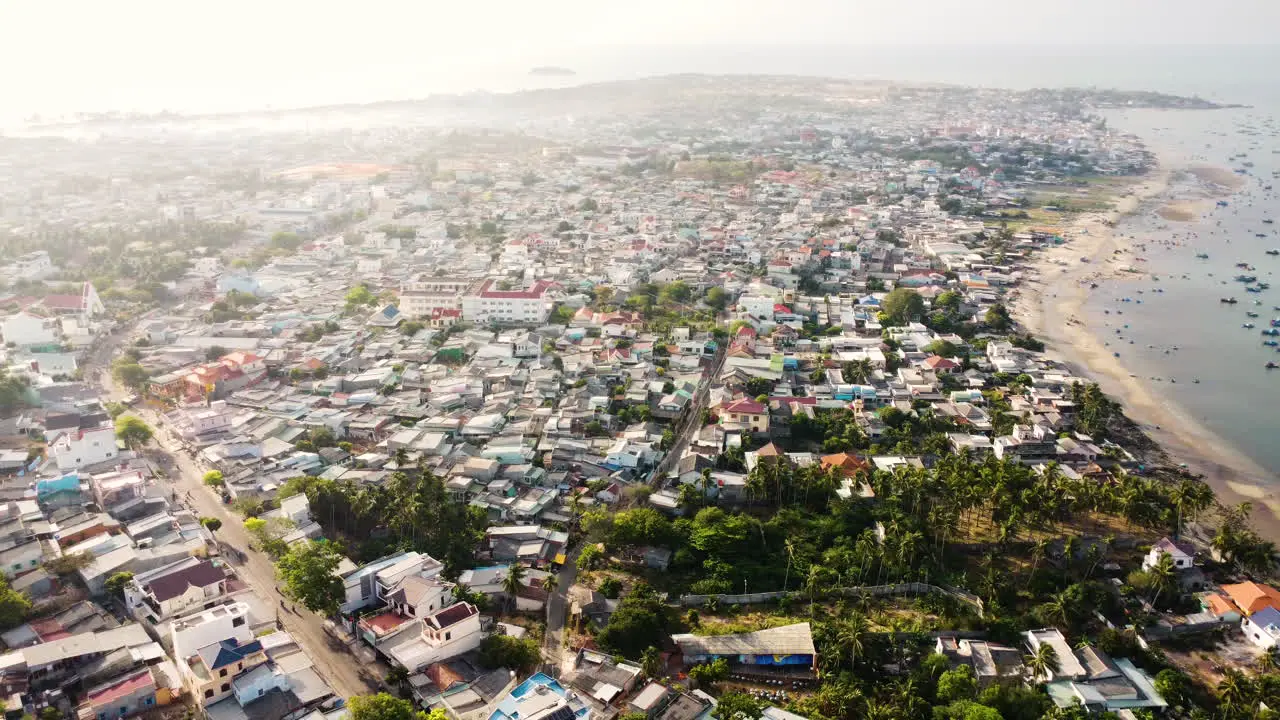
xmin=1009 ymin=164 xmax=1280 ymax=539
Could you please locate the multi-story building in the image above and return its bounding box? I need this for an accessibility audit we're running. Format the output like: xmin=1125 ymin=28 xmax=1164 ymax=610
xmin=461 ymin=280 xmax=554 ymax=325
xmin=50 ymin=425 xmax=118 ymax=471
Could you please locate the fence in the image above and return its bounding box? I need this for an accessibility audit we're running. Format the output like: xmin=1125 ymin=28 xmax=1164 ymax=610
xmin=678 ymin=582 xmax=985 ymax=617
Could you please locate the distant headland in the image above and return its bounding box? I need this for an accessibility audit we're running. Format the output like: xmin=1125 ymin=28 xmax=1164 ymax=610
xmin=529 ymin=66 xmax=576 ymax=77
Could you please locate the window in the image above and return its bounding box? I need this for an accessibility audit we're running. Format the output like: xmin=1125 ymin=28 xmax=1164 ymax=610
xmin=221 ymin=683 xmax=230 ymax=693
xmin=258 ymin=690 xmax=264 ymax=697
xmin=204 ymin=689 xmax=214 ymax=699
xmin=445 ymin=631 xmax=451 ymax=640
xmin=145 ymin=697 xmax=154 ymax=706
xmin=232 ymin=616 xmax=245 ymax=627
xmin=219 ymin=669 xmax=227 ymax=678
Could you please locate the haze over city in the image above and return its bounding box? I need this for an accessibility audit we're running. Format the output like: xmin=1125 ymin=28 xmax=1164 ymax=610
xmin=2 ymin=4 xmax=1280 ymax=720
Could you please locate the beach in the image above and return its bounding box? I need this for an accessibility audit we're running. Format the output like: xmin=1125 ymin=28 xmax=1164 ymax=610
xmin=1011 ymin=163 xmax=1280 ymax=538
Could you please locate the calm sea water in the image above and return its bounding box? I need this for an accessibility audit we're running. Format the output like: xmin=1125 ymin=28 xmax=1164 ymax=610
xmin=1081 ymin=103 xmax=1280 ymax=478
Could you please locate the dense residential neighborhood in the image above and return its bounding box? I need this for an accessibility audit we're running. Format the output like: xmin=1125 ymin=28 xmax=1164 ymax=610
xmin=0 ymin=75 xmax=1272 ymax=720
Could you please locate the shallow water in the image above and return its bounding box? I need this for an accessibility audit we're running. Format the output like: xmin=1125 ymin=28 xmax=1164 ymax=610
xmin=1081 ymin=105 xmax=1280 ymax=479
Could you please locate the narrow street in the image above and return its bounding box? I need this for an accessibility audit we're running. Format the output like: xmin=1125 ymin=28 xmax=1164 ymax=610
xmin=92 ymin=332 xmax=376 ymax=698
xmin=541 ymin=544 xmax=582 ymax=676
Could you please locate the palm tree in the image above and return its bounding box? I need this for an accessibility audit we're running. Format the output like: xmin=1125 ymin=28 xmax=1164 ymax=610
xmin=1147 ymin=552 xmax=1178 ymax=609
xmin=501 ymin=563 xmax=526 ymax=613
xmin=804 ymin=565 xmax=824 ymax=615
xmin=835 ymin=613 xmax=869 ymax=669
xmin=783 ymin=539 xmax=796 ymax=592
xmin=1027 ymin=537 xmax=1051 ymax=588
xmin=641 ymin=647 xmax=663 ymax=679
xmin=1217 ymin=668 xmax=1254 ymax=716
xmin=541 ymin=572 xmax=560 ymax=596
xmin=1024 ymin=642 xmax=1060 ymax=682
xmin=1043 ymin=590 xmax=1075 ymax=628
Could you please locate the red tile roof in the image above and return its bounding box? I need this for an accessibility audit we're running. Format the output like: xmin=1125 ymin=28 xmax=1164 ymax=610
xmin=87 ymin=668 xmax=154 ymax=707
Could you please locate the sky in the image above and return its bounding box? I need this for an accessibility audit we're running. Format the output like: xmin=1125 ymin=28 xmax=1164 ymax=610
xmin=2 ymin=0 xmax=1279 ymax=118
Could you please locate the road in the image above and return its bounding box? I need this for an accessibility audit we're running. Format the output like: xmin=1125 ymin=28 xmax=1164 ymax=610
xmin=649 ymin=346 xmax=727 ymax=487
xmin=92 ymin=332 xmax=376 ymax=698
xmin=541 ymin=544 xmax=582 ymax=677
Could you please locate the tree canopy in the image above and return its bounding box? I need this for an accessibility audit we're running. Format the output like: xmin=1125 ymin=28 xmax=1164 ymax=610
xmin=115 ymin=415 xmax=153 ymax=449
xmin=276 ymin=541 xmax=345 ymax=615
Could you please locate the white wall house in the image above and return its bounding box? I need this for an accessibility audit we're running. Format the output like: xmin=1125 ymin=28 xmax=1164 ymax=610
xmin=2 ymin=312 xmax=60 ymax=347
xmin=461 ymin=280 xmax=553 ymax=325
xmin=1142 ymin=537 xmax=1195 ymax=572
xmin=51 ymin=426 xmax=117 ymax=471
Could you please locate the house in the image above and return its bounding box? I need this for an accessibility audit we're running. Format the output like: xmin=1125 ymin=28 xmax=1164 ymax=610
xmin=1024 ymin=632 xmax=1167 ymax=713
xmin=715 ymin=399 xmax=769 ymax=434
xmin=383 ymin=603 xmax=483 ymax=673
xmin=79 ymin=666 xmax=165 ymax=720
xmin=1142 ymin=537 xmax=1195 ymax=572
xmin=50 ymin=426 xmax=117 ymax=471
xmin=461 ymin=280 xmax=554 ymax=325
xmin=671 ymin=623 xmax=816 ymax=675
xmin=934 ymin=637 xmax=1024 ymax=685
xmin=338 ymin=552 xmax=444 ymax=615
xmin=1243 ymin=606 xmax=1280 ymax=649
xmin=1 ymin=312 xmax=60 ymax=347
xmin=125 ymin=559 xmax=229 ymax=623
xmin=1222 ymin=581 xmax=1280 ymax=617
xmin=486 ymin=671 xmax=592 ymax=720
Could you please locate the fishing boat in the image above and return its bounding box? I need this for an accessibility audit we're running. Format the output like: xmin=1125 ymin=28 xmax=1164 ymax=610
xmin=1222 ymin=297 xmax=1239 ymax=304
xmin=1218 ymin=200 xmax=1230 ymax=207
xmin=1265 ymin=340 xmax=1279 ymax=347
xmin=1266 ymin=219 xmax=1275 ymax=224
xmin=1244 ymin=323 xmax=1256 ymax=329
xmin=1247 ymin=311 xmax=1260 ymax=318
xmin=1268 ymin=249 xmax=1279 ymax=256
xmin=1263 ymin=329 xmax=1280 ymax=336
xmin=1262 ymin=283 xmax=1272 ymax=290
xmin=1248 ymin=286 xmax=1263 ymax=293
xmin=1196 ymin=253 xmax=1210 ymax=259
xmin=1268 ymin=362 xmax=1279 ymax=369
xmin=1237 ymin=275 xmax=1258 ymax=283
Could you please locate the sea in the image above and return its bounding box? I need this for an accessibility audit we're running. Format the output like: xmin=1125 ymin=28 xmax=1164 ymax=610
xmin=5 ymin=42 xmax=1280 ymax=481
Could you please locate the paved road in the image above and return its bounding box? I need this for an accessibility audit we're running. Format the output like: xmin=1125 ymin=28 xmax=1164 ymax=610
xmin=541 ymin=544 xmax=582 ymax=677
xmin=93 ymin=332 xmax=375 ymax=698
xmin=649 ymin=346 xmax=727 ymax=487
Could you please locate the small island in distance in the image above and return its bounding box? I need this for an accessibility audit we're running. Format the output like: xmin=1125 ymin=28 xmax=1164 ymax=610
xmin=529 ymin=66 xmax=576 ymax=77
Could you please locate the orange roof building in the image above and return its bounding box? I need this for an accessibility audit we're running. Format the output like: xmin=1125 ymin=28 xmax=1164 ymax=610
xmin=820 ymin=453 xmax=870 ymax=477
xmin=1222 ymin=581 xmax=1280 ymax=616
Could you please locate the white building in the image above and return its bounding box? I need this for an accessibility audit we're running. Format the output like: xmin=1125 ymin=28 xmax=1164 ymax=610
xmin=2 ymin=312 xmax=60 ymax=347
xmin=461 ymin=280 xmax=554 ymax=325
xmin=50 ymin=425 xmax=118 ymax=471
xmin=383 ymin=602 xmax=483 ymax=673
xmin=1142 ymin=537 xmax=1195 ymax=572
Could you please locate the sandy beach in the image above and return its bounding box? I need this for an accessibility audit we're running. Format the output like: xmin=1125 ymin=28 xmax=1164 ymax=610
xmin=1010 ymin=165 xmax=1280 ymax=538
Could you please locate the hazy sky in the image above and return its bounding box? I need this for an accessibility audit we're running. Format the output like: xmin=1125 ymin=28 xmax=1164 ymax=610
xmin=2 ymin=0 xmax=1279 ymax=117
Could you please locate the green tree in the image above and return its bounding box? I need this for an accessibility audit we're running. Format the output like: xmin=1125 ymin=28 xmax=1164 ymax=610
xmin=597 ymin=584 xmax=669 ymax=659
xmin=385 ymin=666 xmax=409 ymax=694
xmin=881 ymin=288 xmax=925 ymax=325
xmin=203 ymin=470 xmax=225 ymax=487
xmin=477 ymin=634 xmax=541 ymax=673
xmin=44 ymin=552 xmax=93 ymax=576
xmin=688 ymin=658 xmax=729 ymax=688
xmin=276 ymin=541 xmax=345 ymax=615
xmin=712 ymin=692 xmax=762 ymax=720
xmin=200 ymin=517 xmax=223 ymax=535
xmin=111 ymin=361 xmax=149 ymax=390
xmin=936 ymin=665 xmax=978 ymax=704
xmin=270 ymin=232 xmax=304 ymax=252
xmin=985 ymin=304 xmax=1013 ymax=332
xmin=501 ymin=563 xmax=526 ymax=612
xmin=114 ymin=415 xmax=153 ymax=449
xmin=577 ymin=544 xmax=603 ymax=571
xmin=705 ymin=287 xmax=729 ymax=310
xmin=641 ymin=647 xmax=663 ymax=678
xmin=345 ymin=284 xmax=376 ymax=308
xmin=347 ymin=693 xmax=417 ymax=720
xmin=205 ymin=345 xmax=228 ymax=361
xmin=104 ymin=571 xmax=134 ymax=598
xmin=1024 ymin=642 xmax=1060 ymax=681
